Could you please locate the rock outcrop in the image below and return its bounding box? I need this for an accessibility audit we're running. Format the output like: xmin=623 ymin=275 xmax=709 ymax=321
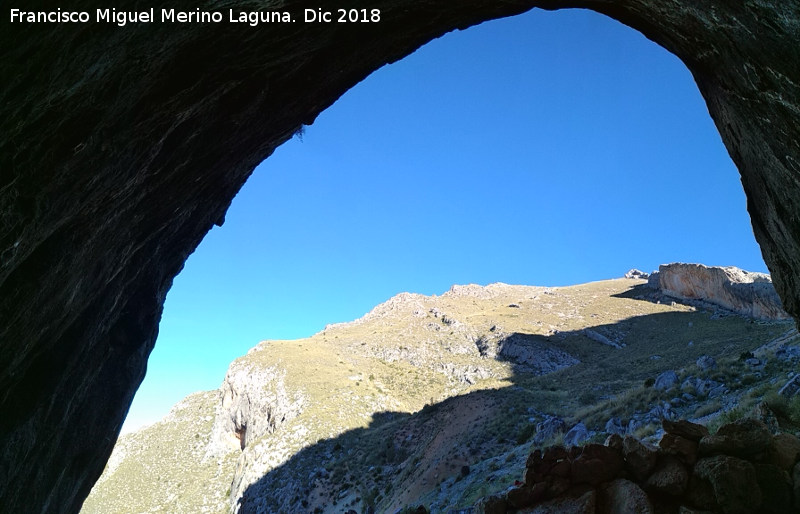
xmin=479 ymin=333 xmax=580 ymax=374
xmin=649 ymin=263 xmax=791 ymax=320
xmin=207 ymin=361 xmax=306 ymax=455
xmin=2 ymin=1 xmax=800 ymax=512
xmin=490 ymin=418 xmax=800 ymax=513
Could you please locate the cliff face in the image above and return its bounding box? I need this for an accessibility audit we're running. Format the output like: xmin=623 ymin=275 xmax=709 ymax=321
xmin=208 ymin=361 xmax=306 ymax=455
xmin=2 ymin=1 xmax=799 ymax=512
xmin=651 ymin=263 xmax=791 ymax=321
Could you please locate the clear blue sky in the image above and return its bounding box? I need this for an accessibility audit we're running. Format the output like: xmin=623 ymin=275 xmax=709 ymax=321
xmin=122 ymin=8 xmax=767 ymax=432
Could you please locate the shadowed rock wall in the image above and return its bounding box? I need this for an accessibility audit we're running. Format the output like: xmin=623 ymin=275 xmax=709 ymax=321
xmin=1 ymin=1 xmax=798 ymax=512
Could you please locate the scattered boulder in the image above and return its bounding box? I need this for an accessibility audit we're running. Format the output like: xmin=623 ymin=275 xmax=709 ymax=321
xmin=687 ymin=377 xmax=725 ymax=397
xmin=583 ymin=329 xmax=623 ymax=349
xmin=646 ymin=402 xmax=674 ymax=422
xmin=563 ymin=423 xmax=590 ymax=447
xmin=696 ymin=355 xmax=717 ymax=371
xmin=707 ymin=384 xmax=727 ymax=399
xmin=625 ymin=269 xmax=650 ymax=280
xmin=775 ymin=345 xmax=800 ymax=362
xmin=655 ymin=371 xmax=679 ymax=391
xmin=605 ymin=417 xmax=625 ymax=436
xmin=534 ymin=417 xmax=567 ymax=445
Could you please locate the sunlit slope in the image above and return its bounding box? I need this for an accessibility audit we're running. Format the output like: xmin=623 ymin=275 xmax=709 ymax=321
xmin=82 ymin=278 xmax=792 ymax=513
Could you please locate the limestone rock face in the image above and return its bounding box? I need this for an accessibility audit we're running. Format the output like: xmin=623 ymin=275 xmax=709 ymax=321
xmin=206 ymin=360 xmax=306 ymax=456
xmin=653 ymin=263 xmax=790 ymax=320
xmin=492 ymin=333 xmax=580 ymax=374
xmin=1 ymin=1 xmax=800 ymax=512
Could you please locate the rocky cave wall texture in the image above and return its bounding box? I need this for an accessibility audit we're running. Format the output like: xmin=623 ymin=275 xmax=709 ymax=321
xmin=1 ymin=1 xmax=799 ymax=512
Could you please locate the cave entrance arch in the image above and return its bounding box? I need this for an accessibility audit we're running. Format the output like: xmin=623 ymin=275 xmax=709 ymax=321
xmin=1 ymin=2 xmax=798 ymax=513
xmin=124 ymin=8 xmax=768 ymax=434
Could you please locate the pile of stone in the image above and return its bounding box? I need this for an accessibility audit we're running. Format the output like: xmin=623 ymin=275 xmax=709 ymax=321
xmin=478 ymin=418 xmax=800 ymax=513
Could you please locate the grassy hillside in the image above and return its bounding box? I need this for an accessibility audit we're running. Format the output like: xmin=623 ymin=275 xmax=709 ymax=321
xmin=82 ymin=278 xmax=796 ymax=513
xmin=81 ymin=391 xmax=238 ymax=513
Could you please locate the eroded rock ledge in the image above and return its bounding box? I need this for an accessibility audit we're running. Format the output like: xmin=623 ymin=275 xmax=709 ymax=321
xmin=648 ymin=263 xmax=791 ymax=321
xmin=1 ymin=1 xmax=799 ymax=512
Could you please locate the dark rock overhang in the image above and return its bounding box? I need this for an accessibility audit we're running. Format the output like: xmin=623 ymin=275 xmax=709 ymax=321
xmin=1 ymin=1 xmax=799 ymax=512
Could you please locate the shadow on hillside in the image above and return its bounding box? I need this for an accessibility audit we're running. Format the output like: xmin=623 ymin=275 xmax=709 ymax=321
xmin=612 ymin=283 xmax=726 ymax=315
xmin=611 ymin=282 xmax=656 ymax=299
xmin=237 ymin=309 xmax=783 ymax=513
xmin=610 ymin=283 xmax=692 ymax=307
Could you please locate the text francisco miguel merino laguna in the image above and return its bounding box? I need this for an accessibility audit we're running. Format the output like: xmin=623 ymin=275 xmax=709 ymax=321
xmin=9 ymin=7 xmax=383 ymax=26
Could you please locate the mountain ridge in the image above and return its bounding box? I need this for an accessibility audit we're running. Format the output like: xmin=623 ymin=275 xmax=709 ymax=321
xmin=82 ymin=264 xmax=799 ymax=513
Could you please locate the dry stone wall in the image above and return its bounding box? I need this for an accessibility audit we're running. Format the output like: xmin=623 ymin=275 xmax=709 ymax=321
xmin=480 ymin=418 xmax=800 ymax=513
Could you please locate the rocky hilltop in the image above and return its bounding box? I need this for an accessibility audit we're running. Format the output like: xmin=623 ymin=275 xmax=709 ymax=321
xmin=82 ymin=265 xmax=800 ymax=513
